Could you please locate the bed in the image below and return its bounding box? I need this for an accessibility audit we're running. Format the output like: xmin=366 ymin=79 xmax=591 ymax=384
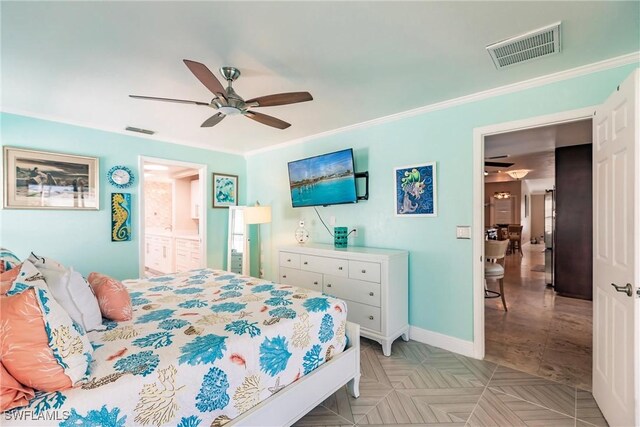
xmin=4 ymin=269 xmax=360 ymax=427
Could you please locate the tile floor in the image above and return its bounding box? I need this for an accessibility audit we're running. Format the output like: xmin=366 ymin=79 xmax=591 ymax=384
xmin=295 ymin=337 xmax=607 ymax=426
xmin=484 ymin=243 xmax=593 ymax=391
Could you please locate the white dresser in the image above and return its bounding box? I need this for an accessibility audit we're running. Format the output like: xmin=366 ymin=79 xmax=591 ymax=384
xmin=278 ymin=243 xmax=409 ymax=356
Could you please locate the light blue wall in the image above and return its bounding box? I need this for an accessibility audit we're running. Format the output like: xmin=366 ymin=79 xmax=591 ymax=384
xmin=246 ymin=64 xmax=638 ymax=342
xmin=0 ymin=113 xmax=246 ymax=280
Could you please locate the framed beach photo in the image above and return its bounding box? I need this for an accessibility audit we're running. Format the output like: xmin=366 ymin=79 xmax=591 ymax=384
xmin=3 ymin=147 xmax=99 ymax=210
xmin=394 ymin=162 xmax=437 ymax=217
xmin=212 ymin=173 xmax=238 ymax=208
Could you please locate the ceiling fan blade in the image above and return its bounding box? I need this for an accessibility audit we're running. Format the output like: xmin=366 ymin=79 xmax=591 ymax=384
xmin=485 ymin=161 xmax=514 ymax=168
xmin=183 ymin=59 xmax=227 ymax=97
xmin=245 ymin=111 xmax=291 ymax=129
xmin=245 ymin=92 xmax=313 ymax=107
xmin=129 ymin=95 xmax=209 ymax=106
xmin=486 ymin=155 xmax=509 ymax=160
xmin=200 ymin=113 xmax=225 ymax=128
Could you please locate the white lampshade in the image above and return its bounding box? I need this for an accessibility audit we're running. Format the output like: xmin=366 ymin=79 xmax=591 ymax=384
xmin=245 ymin=205 xmax=272 ymax=225
xmin=506 ymin=169 xmax=531 ymax=180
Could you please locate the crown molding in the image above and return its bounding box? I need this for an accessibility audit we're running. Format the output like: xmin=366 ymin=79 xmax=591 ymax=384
xmin=245 ymin=51 xmax=639 ymax=157
xmin=0 ymin=108 xmax=245 ymax=157
xmin=2 ymin=51 xmax=638 ymax=158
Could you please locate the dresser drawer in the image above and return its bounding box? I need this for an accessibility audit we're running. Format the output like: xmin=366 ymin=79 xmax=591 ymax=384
xmin=279 ymin=267 xmax=322 ymax=292
xmin=176 ymin=238 xmax=199 ymax=251
xmin=176 ymin=248 xmax=189 ymax=262
xmin=175 ymin=238 xmax=190 ymax=250
xmin=348 ymin=260 xmax=381 ymax=283
xmin=346 ymin=300 xmax=381 ymax=332
xmin=279 ymin=252 xmax=300 ymax=269
xmin=323 ymin=275 xmax=381 ymax=307
xmin=158 ymin=236 xmax=173 ymax=247
xmin=300 ymin=255 xmax=348 ymax=277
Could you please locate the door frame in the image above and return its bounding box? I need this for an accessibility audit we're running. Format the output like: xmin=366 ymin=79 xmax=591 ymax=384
xmin=471 ymin=106 xmax=596 ymax=359
xmin=138 ymin=155 xmax=208 ymax=278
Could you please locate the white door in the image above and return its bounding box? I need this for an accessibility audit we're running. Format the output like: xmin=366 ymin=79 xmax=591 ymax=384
xmin=592 ymin=69 xmax=639 ymax=427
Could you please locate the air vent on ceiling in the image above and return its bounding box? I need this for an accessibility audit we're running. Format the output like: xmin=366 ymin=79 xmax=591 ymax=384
xmin=487 ymin=22 xmax=561 ymax=69
xmin=125 ymin=126 xmax=155 ymax=135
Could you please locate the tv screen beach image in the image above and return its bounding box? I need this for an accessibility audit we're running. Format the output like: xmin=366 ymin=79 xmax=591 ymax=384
xmin=288 ymin=149 xmax=357 ymax=208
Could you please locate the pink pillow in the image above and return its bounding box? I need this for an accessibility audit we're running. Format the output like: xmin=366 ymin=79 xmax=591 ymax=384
xmin=0 ymin=289 xmax=73 ymax=392
xmin=0 ymin=264 xmax=21 ymax=295
xmin=87 ymin=272 xmax=132 ymax=321
xmin=1 ymin=362 xmax=35 ymax=412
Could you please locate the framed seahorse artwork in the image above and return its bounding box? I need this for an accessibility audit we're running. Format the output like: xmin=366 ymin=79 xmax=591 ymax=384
xmin=111 ymin=193 xmax=132 ymax=242
xmin=394 ymin=162 xmax=437 ymax=217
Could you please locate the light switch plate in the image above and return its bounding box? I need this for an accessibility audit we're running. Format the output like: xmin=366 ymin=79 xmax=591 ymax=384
xmin=456 ymin=226 xmax=471 ymax=239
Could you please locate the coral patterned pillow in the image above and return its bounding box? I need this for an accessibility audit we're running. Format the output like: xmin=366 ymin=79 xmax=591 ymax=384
xmin=0 ymin=248 xmax=20 ymax=274
xmin=87 ymin=272 xmax=132 ymax=321
xmin=0 ymin=264 xmax=22 ymax=295
xmin=0 ymin=362 xmax=35 ymax=412
xmin=0 ymin=286 xmax=93 ymax=391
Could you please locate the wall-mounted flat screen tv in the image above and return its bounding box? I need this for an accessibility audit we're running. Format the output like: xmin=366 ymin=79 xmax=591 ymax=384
xmin=288 ymin=148 xmax=357 ymax=208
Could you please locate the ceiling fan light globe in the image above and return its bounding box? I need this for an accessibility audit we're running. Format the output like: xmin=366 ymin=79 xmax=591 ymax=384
xmin=218 ymin=106 xmax=242 ymax=116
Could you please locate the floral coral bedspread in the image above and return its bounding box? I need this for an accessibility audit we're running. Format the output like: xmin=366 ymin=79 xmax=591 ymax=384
xmin=4 ymin=269 xmax=348 ymax=427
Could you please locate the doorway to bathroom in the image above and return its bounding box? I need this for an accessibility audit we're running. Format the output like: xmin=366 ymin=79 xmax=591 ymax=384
xmin=138 ymin=156 xmax=207 ymax=277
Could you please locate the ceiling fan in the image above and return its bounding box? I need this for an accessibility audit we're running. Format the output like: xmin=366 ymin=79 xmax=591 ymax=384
xmin=129 ymin=60 xmax=313 ymax=130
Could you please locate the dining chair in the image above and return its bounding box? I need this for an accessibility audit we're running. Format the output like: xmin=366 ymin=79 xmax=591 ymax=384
xmin=485 ymin=239 xmax=509 ymax=311
xmin=495 ymin=225 xmax=509 ymax=241
xmin=507 ymin=224 xmax=524 ymax=256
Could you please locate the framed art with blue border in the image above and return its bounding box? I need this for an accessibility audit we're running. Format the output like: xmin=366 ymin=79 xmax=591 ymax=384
xmin=107 ymin=165 xmax=134 ymax=189
xmin=394 ymin=162 xmax=437 ymax=217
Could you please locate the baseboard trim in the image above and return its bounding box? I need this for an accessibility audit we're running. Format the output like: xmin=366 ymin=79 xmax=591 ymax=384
xmin=409 ymin=325 xmax=476 ymax=359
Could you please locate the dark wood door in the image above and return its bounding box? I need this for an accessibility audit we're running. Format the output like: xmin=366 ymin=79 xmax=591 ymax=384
xmin=554 ymin=143 xmax=593 ymax=299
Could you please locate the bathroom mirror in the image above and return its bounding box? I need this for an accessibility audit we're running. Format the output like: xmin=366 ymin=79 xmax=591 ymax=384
xmin=227 ymin=206 xmax=248 ymax=274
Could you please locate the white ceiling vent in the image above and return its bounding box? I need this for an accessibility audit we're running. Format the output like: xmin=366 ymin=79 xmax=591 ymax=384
xmin=487 ymin=22 xmax=561 ymax=69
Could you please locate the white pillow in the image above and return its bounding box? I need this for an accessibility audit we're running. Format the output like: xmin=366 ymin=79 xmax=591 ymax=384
xmin=27 ymin=253 xmax=104 ymax=331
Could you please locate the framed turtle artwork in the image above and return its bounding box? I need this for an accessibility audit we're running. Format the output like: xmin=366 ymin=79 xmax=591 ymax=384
xmin=394 ymin=162 xmax=437 ymax=217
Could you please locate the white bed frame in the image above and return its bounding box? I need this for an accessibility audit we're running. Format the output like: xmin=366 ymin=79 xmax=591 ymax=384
xmin=230 ymin=322 xmax=361 ymax=426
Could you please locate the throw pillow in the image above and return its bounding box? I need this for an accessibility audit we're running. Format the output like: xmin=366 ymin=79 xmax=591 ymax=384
xmin=87 ymin=272 xmax=132 ymax=321
xmin=0 ymin=264 xmax=22 ymax=295
xmin=0 ymin=248 xmax=21 ymax=274
xmin=27 ymin=253 xmax=104 ymax=331
xmin=0 ymin=287 xmax=93 ymax=391
xmin=0 ymin=362 xmax=35 ymax=412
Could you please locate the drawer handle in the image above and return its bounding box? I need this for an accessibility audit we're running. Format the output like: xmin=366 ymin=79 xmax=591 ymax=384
xmin=313 ymin=281 xmax=318 ymax=285
xmin=368 ymin=315 xmax=374 ymax=320
xmin=282 ymin=275 xmax=287 ymax=278
xmin=369 ymin=292 xmax=374 ymax=296
xmin=361 ymin=269 xmax=366 ymax=274
xmin=326 ymin=283 xmax=332 ymax=287
xmin=287 ymin=258 xmax=291 ymax=262
xmin=338 ymin=266 xmax=343 ymax=270
xmin=303 ymin=261 xmax=308 ymax=265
